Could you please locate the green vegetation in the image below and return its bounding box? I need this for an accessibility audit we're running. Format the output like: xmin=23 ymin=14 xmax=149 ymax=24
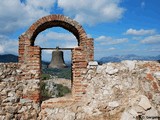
xmin=56 ymin=84 xmax=71 ymax=97
xmin=40 ymin=62 xmax=72 ymax=101
xmin=40 ymin=82 xmax=53 ymax=100
xmin=40 ymin=82 xmax=71 ymax=101
xmin=41 ymin=73 xmax=51 ymax=80
xmin=42 ymin=67 xmax=72 ymax=80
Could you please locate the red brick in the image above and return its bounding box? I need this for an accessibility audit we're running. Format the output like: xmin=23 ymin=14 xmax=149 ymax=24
xmin=146 ymin=73 xmax=154 ymax=81
xmin=152 ymin=82 xmax=159 ymax=91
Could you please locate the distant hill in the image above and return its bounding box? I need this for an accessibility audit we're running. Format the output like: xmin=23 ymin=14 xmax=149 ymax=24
xmin=0 ymin=54 xmax=18 ymax=63
xmin=0 ymin=54 xmax=72 ymax=66
xmin=99 ymin=54 xmax=160 ymax=64
xmin=1 ymin=54 xmax=160 ymax=64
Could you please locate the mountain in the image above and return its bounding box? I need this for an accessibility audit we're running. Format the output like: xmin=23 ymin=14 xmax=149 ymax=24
xmin=0 ymin=54 xmax=18 ymax=63
xmin=1 ymin=54 xmax=160 ymax=64
xmin=99 ymin=54 xmax=160 ymax=64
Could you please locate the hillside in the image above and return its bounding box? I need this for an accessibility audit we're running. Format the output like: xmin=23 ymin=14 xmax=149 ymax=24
xmin=1 ymin=54 xmax=160 ymax=64
xmin=0 ymin=54 xmax=18 ymax=63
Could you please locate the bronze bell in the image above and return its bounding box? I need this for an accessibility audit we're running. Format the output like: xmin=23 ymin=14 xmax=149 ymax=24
xmin=48 ymin=48 xmax=67 ymax=69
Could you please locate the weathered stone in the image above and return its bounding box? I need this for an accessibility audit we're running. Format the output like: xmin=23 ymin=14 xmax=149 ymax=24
xmin=18 ymin=106 xmax=27 ymax=113
xmin=132 ymin=105 xmax=145 ymax=114
xmin=154 ymin=72 xmax=160 ymax=79
xmin=128 ymin=109 xmax=138 ymax=117
xmin=20 ymin=98 xmax=32 ymax=104
xmin=121 ymin=111 xmax=136 ymax=120
xmin=122 ymin=60 xmax=136 ymax=71
xmin=5 ymin=106 xmax=17 ymax=114
xmin=5 ymin=113 xmax=14 ymax=120
xmin=3 ymin=97 xmax=18 ymax=103
xmin=153 ymin=93 xmax=160 ymax=105
xmin=8 ymin=91 xmax=15 ymax=97
xmin=145 ymin=107 xmax=158 ymax=119
xmin=88 ymin=61 xmax=98 ymax=66
xmin=0 ymin=83 xmax=6 ymax=92
xmin=105 ymin=65 xmax=119 ymax=75
xmin=96 ymin=65 xmax=104 ymax=73
xmin=143 ymin=82 xmax=151 ymax=92
xmin=0 ymin=116 xmax=5 ymax=120
xmin=108 ymin=101 xmax=119 ymax=108
xmin=63 ymin=111 xmax=76 ymax=120
xmin=138 ymin=95 xmax=151 ymax=110
xmin=16 ymin=69 xmax=22 ymax=73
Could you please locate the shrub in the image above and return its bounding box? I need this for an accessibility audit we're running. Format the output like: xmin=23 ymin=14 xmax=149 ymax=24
xmin=41 ymin=73 xmax=50 ymax=80
xmin=40 ymin=82 xmax=71 ymax=100
xmin=56 ymin=84 xmax=71 ymax=97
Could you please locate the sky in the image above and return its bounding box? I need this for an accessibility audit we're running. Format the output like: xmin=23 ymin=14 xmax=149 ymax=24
xmin=0 ymin=0 xmax=160 ymax=61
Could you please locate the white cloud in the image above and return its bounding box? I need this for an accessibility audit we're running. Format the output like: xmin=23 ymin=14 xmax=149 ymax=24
xmin=44 ymin=32 xmax=76 ymax=41
xmin=108 ymin=47 xmax=116 ymax=50
xmin=58 ymin=0 xmax=125 ymax=25
xmin=0 ymin=35 xmax=18 ymax=54
xmin=35 ymin=31 xmax=77 ymax=48
xmin=132 ymin=36 xmax=143 ymax=40
xmin=0 ymin=0 xmax=55 ymax=35
xmin=0 ymin=45 xmax=4 ymax=54
xmin=125 ymin=28 xmax=156 ymax=36
xmin=95 ymin=35 xmax=128 ymax=45
xmin=141 ymin=35 xmax=160 ymax=44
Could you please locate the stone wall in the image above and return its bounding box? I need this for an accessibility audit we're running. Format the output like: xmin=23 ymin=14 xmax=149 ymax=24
xmin=0 ymin=63 xmax=40 ymax=120
xmin=39 ymin=60 xmax=160 ymax=120
xmin=0 ymin=61 xmax=160 ymax=119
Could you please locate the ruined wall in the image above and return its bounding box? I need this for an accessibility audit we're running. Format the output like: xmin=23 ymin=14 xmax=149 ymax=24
xmin=0 ymin=61 xmax=160 ymax=120
xmin=39 ymin=61 xmax=160 ymax=120
xmin=0 ymin=63 xmax=40 ymax=120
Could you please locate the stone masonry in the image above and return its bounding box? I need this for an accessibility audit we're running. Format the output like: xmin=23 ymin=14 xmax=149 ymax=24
xmin=39 ymin=61 xmax=160 ymax=120
xmin=0 ymin=61 xmax=160 ymax=119
xmin=0 ymin=63 xmax=40 ymax=120
xmin=19 ymin=14 xmax=94 ymax=103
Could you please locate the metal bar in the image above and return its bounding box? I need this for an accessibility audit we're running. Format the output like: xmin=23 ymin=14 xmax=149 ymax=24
xmin=41 ymin=48 xmax=74 ymax=50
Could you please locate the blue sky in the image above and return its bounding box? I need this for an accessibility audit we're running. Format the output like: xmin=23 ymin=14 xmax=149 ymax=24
xmin=0 ymin=0 xmax=160 ymax=61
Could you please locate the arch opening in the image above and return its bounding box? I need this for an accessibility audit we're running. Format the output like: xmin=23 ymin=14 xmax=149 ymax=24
xmin=35 ymin=27 xmax=77 ymax=101
xmin=29 ymin=20 xmax=82 ymax=46
xmin=19 ymin=14 xmax=94 ymax=104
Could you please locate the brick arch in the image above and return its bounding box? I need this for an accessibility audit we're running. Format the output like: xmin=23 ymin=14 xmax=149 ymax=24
xmin=25 ymin=14 xmax=87 ymax=46
xmin=18 ymin=14 xmax=94 ymax=102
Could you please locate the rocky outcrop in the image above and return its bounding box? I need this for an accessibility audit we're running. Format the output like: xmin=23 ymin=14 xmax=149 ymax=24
xmin=39 ymin=60 xmax=160 ymax=120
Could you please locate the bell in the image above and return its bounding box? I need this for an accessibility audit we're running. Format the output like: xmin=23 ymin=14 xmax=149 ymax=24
xmin=48 ymin=49 xmax=67 ymax=69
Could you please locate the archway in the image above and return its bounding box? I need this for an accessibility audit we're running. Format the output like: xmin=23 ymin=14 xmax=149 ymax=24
xmin=19 ymin=14 xmax=94 ymax=102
